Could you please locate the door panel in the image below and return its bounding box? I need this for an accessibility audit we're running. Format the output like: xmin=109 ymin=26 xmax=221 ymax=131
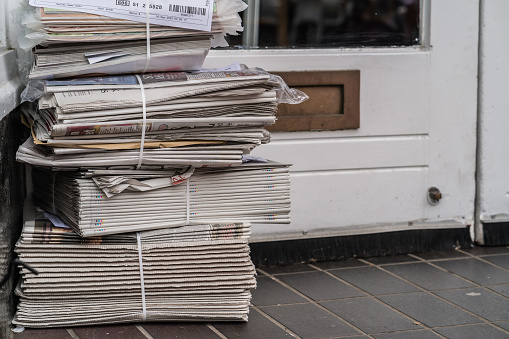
xmin=204 ymin=0 xmax=479 ymax=240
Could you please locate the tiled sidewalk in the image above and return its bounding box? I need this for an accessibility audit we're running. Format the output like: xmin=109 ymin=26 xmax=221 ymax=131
xmin=14 ymin=246 xmax=509 ymax=339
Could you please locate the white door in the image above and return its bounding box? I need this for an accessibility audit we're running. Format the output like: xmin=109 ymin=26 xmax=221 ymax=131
xmin=204 ymin=0 xmax=480 ymax=242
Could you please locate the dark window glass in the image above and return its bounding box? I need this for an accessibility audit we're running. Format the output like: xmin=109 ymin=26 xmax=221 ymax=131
xmin=225 ymin=0 xmax=420 ymax=49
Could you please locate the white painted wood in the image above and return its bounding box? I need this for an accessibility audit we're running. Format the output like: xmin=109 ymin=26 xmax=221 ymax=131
xmin=254 ymin=135 xmax=428 ymax=172
xmin=205 ymin=0 xmax=479 ymax=240
xmin=476 ymin=0 xmax=509 ymax=243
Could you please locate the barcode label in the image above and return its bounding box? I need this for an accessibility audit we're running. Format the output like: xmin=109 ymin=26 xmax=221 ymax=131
xmin=169 ymin=4 xmax=207 ymax=15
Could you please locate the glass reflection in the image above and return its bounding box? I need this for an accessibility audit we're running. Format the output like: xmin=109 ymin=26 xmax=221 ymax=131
xmin=226 ymin=0 xmax=420 ymax=48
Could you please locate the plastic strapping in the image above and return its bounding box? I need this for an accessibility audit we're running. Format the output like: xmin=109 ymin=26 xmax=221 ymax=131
xmin=186 ymin=179 xmax=190 ymax=225
xmin=135 ymin=75 xmax=147 ymax=169
xmin=143 ymin=0 xmax=151 ymax=73
xmin=136 ymin=232 xmax=147 ymax=321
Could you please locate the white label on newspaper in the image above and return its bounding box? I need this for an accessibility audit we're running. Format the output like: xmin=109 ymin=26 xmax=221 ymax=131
xmin=29 ymin=0 xmax=214 ymax=31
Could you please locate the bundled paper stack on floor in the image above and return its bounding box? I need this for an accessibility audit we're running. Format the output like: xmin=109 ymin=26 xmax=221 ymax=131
xmin=13 ymin=217 xmax=255 ymax=327
xmin=13 ymin=0 xmax=307 ymax=329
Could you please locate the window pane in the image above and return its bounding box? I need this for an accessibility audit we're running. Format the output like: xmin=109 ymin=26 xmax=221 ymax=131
xmin=225 ymin=0 xmax=420 ymax=49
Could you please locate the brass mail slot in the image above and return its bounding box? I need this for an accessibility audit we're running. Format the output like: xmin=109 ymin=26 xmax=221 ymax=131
xmin=269 ymin=70 xmax=360 ymax=132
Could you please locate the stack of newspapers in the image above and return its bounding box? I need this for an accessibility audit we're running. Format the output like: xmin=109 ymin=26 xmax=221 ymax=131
xmin=31 ymin=162 xmax=291 ymax=237
xmin=16 ymin=67 xmax=296 ymax=169
xmin=13 ymin=217 xmax=256 ymax=327
xmin=13 ymin=0 xmax=307 ymax=329
xmin=19 ymin=0 xmax=248 ymax=78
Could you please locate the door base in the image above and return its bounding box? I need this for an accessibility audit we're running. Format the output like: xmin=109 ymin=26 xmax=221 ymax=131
xmin=250 ymin=227 xmax=472 ymax=267
xmin=482 ymin=222 xmax=509 ymax=246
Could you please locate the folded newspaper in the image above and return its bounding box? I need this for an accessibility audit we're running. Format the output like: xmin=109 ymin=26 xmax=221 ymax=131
xmin=13 ymin=217 xmax=256 ymax=327
xmin=17 ymin=67 xmax=307 ymax=169
xmin=32 ymin=161 xmax=291 ymax=237
xmin=18 ymin=0 xmax=248 ymax=78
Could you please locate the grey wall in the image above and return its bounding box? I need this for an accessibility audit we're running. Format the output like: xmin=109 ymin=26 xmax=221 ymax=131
xmin=0 ymin=108 xmax=29 ymax=338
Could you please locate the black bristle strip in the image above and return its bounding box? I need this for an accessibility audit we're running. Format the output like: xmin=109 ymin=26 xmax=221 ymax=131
xmin=250 ymin=227 xmax=472 ymax=267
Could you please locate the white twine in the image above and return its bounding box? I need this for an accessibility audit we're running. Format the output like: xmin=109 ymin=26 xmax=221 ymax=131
xmin=134 ymin=75 xmax=147 ymax=169
xmin=136 ymin=232 xmax=147 ymax=321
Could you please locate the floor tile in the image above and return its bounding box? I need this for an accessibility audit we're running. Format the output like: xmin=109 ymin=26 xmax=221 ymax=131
xmin=72 ymin=324 xmax=146 ymax=339
xmin=330 ymin=266 xmax=419 ymax=295
xmin=251 ymin=276 xmax=308 ymax=306
xmin=384 ymin=262 xmax=475 ymax=291
xmin=494 ymin=321 xmax=509 ymax=332
xmin=379 ymin=292 xmax=482 ymax=327
xmin=433 ymin=323 xmax=509 ymax=339
xmin=461 ymin=246 xmax=509 ymax=256
xmin=312 ymin=259 xmax=368 ymax=270
xmin=364 ymin=255 xmax=420 ymax=265
xmin=435 ymin=287 xmax=509 ymax=322
xmin=13 ymin=328 xmax=73 ymax=339
xmin=213 ymin=308 xmax=293 ymax=339
xmin=320 ymin=297 xmax=419 ymax=334
xmin=483 ymin=254 xmax=509 ymax=270
xmin=487 ymin=283 xmax=509 ymax=298
xmin=260 ymin=303 xmax=362 ymax=338
xmin=276 ymin=271 xmax=365 ymax=301
xmin=259 ymin=263 xmax=317 ymax=275
xmin=372 ymin=329 xmax=441 ymax=339
xmin=413 ymin=250 xmax=469 ymax=261
xmin=434 ymin=258 xmax=509 ymax=285
xmin=141 ymin=323 xmax=219 ymax=339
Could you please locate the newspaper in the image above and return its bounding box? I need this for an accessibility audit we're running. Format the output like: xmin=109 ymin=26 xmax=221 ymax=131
xmin=31 ymin=161 xmax=291 ymax=236
xmin=13 ymin=218 xmax=255 ymax=327
xmin=19 ymin=0 xmax=247 ymax=50
xmin=17 ymin=137 xmax=253 ymax=169
xmin=16 ymin=68 xmax=309 ymax=169
xmin=29 ymin=38 xmax=212 ymax=79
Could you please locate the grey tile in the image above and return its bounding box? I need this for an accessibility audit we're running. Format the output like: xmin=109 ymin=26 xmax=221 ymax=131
xmin=213 ymin=308 xmax=293 ymax=339
xmin=313 ymin=259 xmax=368 ymax=270
xmin=330 ymin=266 xmax=419 ymax=295
xmin=434 ymin=324 xmax=509 ymax=339
xmin=488 ymin=283 xmax=509 ymax=298
xmin=73 ymin=324 xmax=146 ymax=339
xmin=384 ymin=262 xmax=475 ymax=291
xmin=320 ymin=297 xmax=419 ymax=334
xmin=276 ymin=271 xmax=365 ymax=301
xmin=434 ymin=258 xmax=509 ymax=285
xmin=461 ymin=246 xmax=509 ymax=256
xmin=365 ymin=255 xmax=420 ymax=265
xmin=251 ymin=276 xmax=308 ymax=306
xmin=141 ymin=323 xmax=220 ymax=339
xmin=260 ymin=303 xmax=362 ymax=338
xmin=413 ymin=250 xmax=469 ymax=261
xmin=379 ymin=292 xmax=482 ymax=327
xmin=372 ymin=329 xmax=441 ymax=339
xmin=494 ymin=321 xmax=509 ymax=332
xmin=436 ymin=287 xmax=509 ymax=321
xmin=483 ymin=254 xmax=509 ymax=270
xmin=259 ymin=263 xmax=317 ymax=275
xmin=13 ymin=329 xmax=73 ymax=339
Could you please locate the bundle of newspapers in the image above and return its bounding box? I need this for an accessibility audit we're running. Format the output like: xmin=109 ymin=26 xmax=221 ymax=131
xmin=32 ymin=161 xmax=291 ymax=237
xmin=13 ymin=217 xmax=256 ymax=327
xmin=19 ymin=0 xmax=248 ymax=78
xmin=17 ymin=67 xmax=307 ymax=169
xmin=13 ymin=0 xmax=307 ymax=329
